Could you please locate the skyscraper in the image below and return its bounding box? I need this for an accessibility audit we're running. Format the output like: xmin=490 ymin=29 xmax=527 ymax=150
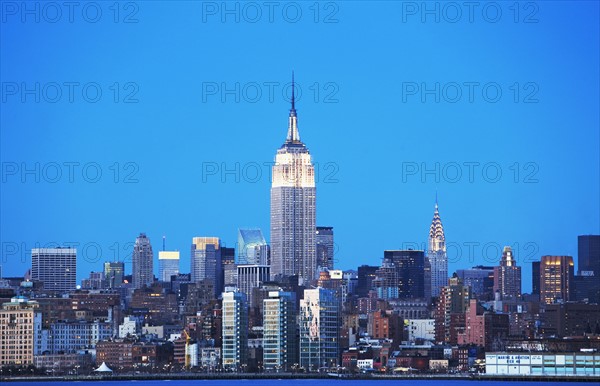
xmin=578 ymin=235 xmax=600 ymax=276
xmin=540 ymin=255 xmax=574 ymax=304
xmin=263 ymin=291 xmax=298 ymax=371
xmin=316 ymin=226 xmax=334 ymax=271
xmin=493 ymin=246 xmax=522 ymax=300
xmin=376 ymin=250 xmax=426 ymax=299
xmin=356 ymin=265 xmax=378 ymax=297
xmin=428 ymin=198 xmax=447 ymax=297
xmin=532 ymin=261 xmax=541 ymax=296
xmin=456 ymin=266 xmax=495 ymax=301
xmin=31 ymin=247 xmax=76 ymax=292
xmin=270 ymin=75 xmax=317 ymax=285
xmin=237 ymin=229 xmax=269 ymax=265
xmin=299 ymin=287 xmax=339 ymax=371
xmin=158 ymin=251 xmax=180 ymax=282
xmin=190 ymin=237 xmax=221 ymax=296
xmin=221 ymin=291 xmax=248 ymax=371
xmin=104 ymin=261 xmax=124 ymax=288
xmin=132 ymin=233 xmax=154 ymax=289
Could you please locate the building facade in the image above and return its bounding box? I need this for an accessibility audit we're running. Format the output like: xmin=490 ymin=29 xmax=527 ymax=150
xmin=263 ymin=291 xmax=297 ymax=371
xmin=104 ymin=261 xmax=124 ymax=288
xmin=316 ymin=226 xmax=334 ymax=271
xmin=0 ymin=297 xmax=38 ymax=366
xmin=299 ymin=288 xmax=339 ymax=371
xmin=132 ymin=233 xmax=154 ymax=289
xmin=158 ymin=251 xmax=180 ymax=282
xmin=578 ymin=235 xmax=600 ymax=276
xmin=237 ymin=229 xmax=269 ymax=265
xmin=540 ymin=255 xmax=574 ymax=304
xmin=221 ymin=291 xmax=248 ymax=371
xmin=191 ymin=237 xmax=221 ymax=296
xmin=31 ymin=247 xmax=77 ymax=292
xmin=270 ymin=79 xmax=317 ymax=284
xmin=493 ymin=246 xmax=522 ymax=300
xmin=236 ymin=265 xmax=270 ymax=306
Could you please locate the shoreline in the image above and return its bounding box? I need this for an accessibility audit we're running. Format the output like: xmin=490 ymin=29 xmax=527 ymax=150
xmin=1 ymin=374 xmax=598 ymax=382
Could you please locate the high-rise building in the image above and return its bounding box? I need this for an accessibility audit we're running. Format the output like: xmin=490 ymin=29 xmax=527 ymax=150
xmin=540 ymin=255 xmax=574 ymax=304
xmin=237 ymin=265 xmax=270 ymax=306
xmin=263 ymin=291 xmax=298 ymax=371
xmin=0 ymin=297 xmax=39 ymax=366
xmin=356 ymin=265 xmax=378 ymax=297
xmin=493 ymin=246 xmax=522 ymax=300
xmin=578 ymin=235 xmax=600 ymax=276
xmin=191 ymin=237 xmax=221 ymax=296
xmin=428 ymin=198 xmax=447 ymax=297
xmin=270 ymin=76 xmax=317 ymax=285
xmin=384 ymin=250 xmax=426 ymax=299
xmin=532 ymin=261 xmax=541 ymax=296
xmin=435 ymin=274 xmax=471 ymax=344
xmin=456 ymin=266 xmax=495 ymax=301
xmin=132 ymin=233 xmax=154 ymax=289
xmin=299 ymin=287 xmax=339 ymax=371
xmin=104 ymin=261 xmax=124 ymax=288
xmin=237 ymin=229 xmax=269 ymax=265
xmin=221 ymin=291 xmax=248 ymax=371
xmin=31 ymin=247 xmax=77 ymax=292
xmin=221 ymin=246 xmax=236 ymax=291
xmin=158 ymin=251 xmax=180 ymax=282
xmin=316 ymin=226 xmax=334 ymax=271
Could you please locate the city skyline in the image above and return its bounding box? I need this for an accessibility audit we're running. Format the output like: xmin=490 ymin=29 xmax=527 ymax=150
xmin=1 ymin=4 xmax=598 ymax=295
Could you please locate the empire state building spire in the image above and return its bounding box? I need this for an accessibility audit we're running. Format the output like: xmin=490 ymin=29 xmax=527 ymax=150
xmin=286 ymin=71 xmax=300 ymax=143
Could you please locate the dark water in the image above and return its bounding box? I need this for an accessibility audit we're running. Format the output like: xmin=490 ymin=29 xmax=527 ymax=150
xmin=5 ymin=381 xmax=580 ymax=386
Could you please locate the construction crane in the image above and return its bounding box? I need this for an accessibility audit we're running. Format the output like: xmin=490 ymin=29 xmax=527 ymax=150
xmin=182 ymin=330 xmax=191 ymax=370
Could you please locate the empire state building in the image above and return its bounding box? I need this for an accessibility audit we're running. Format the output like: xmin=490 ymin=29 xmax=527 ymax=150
xmin=270 ymin=75 xmax=316 ymax=284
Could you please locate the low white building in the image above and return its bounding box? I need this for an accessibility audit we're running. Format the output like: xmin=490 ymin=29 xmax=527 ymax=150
xmin=357 ymin=359 xmax=374 ymax=370
xmin=118 ymin=316 xmax=137 ymax=338
xmin=406 ymin=319 xmax=435 ymax=341
xmin=486 ymin=352 xmax=600 ymax=376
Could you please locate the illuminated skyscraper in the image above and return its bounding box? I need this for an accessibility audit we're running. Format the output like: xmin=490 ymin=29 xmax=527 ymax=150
xmin=540 ymin=255 xmax=574 ymax=304
xmin=158 ymin=251 xmax=180 ymax=282
xmin=493 ymin=246 xmax=522 ymax=300
xmin=190 ymin=237 xmax=221 ymax=296
xmin=427 ymin=197 xmax=447 ymax=297
xmin=270 ymin=74 xmax=316 ymax=284
xmin=132 ymin=233 xmax=154 ymax=289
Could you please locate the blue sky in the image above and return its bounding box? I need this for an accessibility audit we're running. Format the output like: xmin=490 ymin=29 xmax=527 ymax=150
xmin=1 ymin=1 xmax=598 ymax=292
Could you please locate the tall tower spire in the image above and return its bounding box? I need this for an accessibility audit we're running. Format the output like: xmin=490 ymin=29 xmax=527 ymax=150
xmin=286 ymin=71 xmax=300 ymax=143
xmin=291 ymin=71 xmax=296 ymax=113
